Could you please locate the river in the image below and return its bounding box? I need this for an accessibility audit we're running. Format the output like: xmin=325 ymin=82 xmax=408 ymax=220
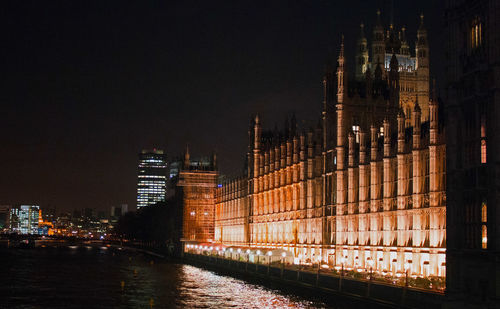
xmin=0 ymin=243 xmax=335 ymax=308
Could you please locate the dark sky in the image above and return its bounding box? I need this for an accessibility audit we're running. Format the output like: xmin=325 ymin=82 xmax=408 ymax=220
xmin=1 ymin=0 xmax=444 ymax=212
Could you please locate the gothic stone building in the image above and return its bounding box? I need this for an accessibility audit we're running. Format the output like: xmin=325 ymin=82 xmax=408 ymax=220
xmin=215 ymin=12 xmax=446 ymax=279
xmin=445 ymin=0 xmax=500 ymax=306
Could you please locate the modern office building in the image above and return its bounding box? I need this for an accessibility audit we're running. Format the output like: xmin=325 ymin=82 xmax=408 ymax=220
xmin=444 ymin=0 xmax=500 ymax=306
xmin=10 ymin=205 xmax=40 ymax=235
xmin=137 ymin=149 xmax=167 ymax=209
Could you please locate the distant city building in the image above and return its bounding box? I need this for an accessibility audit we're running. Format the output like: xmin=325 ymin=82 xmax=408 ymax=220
xmin=10 ymin=205 xmax=40 ymax=234
xmin=111 ymin=204 xmax=128 ymax=218
xmin=0 ymin=205 xmax=11 ymax=232
xmin=178 ymin=147 xmax=218 ymax=243
xmin=137 ymin=149 xmax=167 ymax=209
xmin=169 ymin=160 xmax=181 ymax=180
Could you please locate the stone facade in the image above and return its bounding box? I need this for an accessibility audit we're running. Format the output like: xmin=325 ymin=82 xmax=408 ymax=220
xmin=444 ymin=0 xmax=500 ymax=306
xmin=214 ymin=11 xmax=446 ymax=279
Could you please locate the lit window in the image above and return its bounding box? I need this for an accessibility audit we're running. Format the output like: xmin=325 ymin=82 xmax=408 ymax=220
xmin=481 ymin=140 xmax=487 ymax=164
xmin=379 ymin=126 xmax=384 ymax=137
xmin=481 ymin=202 xmax=487 ymax=223
xmin=481 ymin=115 xmax=487 ymax=164
xmin=482 ymin=225 xmax=487 ymax=249
xmin=471 ymin=19 xmax=483 ymax=50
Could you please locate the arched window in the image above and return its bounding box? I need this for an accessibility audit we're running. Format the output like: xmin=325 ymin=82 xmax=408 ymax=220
xmin=471 ymin=18 xmax=483 ymax=50
xmin=482 ymin=225 xmax=487 ymax=249
xmin=481 ymin=202 xmax=487 ymax=223
xmin=481 ymin=115 xmax=487 ymax=164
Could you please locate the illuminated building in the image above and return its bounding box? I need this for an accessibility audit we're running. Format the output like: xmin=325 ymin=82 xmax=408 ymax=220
xmin=215 ymin=177 xmax=248 ymax=245
xmin=214 ymin=11 xmax=446 ymax=280
xmin=444 ymin=0 xmax=500 ymax=305
xmin=0 ymin=205 xmax=10 ymax=232
xmin=178 ymin=147 xmax=218 ymax=243
xmin=137 ymin=149 xmax=167 ymax=209
xmin=10 ymin=205 xmax=40 ymax=235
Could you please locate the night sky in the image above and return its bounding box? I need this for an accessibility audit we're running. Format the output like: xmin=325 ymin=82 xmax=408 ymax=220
xmin=1 ymin=1 xmax=444 ymax=212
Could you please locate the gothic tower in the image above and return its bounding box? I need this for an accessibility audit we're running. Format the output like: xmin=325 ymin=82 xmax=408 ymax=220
xmin=415 ymin=14 xmax=430 ymax=120
xmin=356 ymin=23 xmax=369 ymax=80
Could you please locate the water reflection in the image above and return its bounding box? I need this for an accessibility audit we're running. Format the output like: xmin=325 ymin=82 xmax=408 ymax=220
xmin=0 ymin=245 xmax=328 ymax=308
xmin=175 ymin=265 xmax=325 ymax=308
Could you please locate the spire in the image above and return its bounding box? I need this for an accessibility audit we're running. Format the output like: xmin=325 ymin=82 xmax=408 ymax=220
xmin=390 ymin=54 xmax=398 ymax=71
xmin=417 ymin=13 xmax=427 ymax=44
xmin=356 ymin=23 xmax=369 ymax=80
xmin=372 ymin=10 xmax=385 ymax=67
xmin=360 ymin=22 xmax=365 ymax=38
xmin=389 ymin=54 xmax=400 ymax=107
xmin=376 ymin=9 xmax=382 ymax=28
xmin=337 ymin=35 xmax=346 ymax=103
xmin=339 ymin=34 xmax=345 ymax=61
xmin=184 ymin=144 xmax=190 ymax=168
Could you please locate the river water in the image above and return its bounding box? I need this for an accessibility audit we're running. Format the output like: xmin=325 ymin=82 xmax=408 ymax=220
xmin=0 ymin=244 xmax=335 ymax=308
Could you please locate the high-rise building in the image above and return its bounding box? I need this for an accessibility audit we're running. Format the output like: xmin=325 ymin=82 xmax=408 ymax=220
xmin=137 ymin=149 xmax=167 ymax=209
xmin=444 ymin=0 xmax=500 ymax=306
xmin=10 ymin=205 xmax=40 ymax=235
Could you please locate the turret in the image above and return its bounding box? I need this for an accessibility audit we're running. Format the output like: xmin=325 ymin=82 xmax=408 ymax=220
xmin=413 ymin=102 xmax=422 ymax=149
xmin=348 ymin=132 xmax=355 ymax=167
xmin=293 ymin=135 xmax=299 ymax=164
xmin=254 ymin=114 xmax=261 ymax=150
xmin=356 ymin=23 xmax=369 ymax=80
xmin=389 ymin=54 xmax=400 ymax=107
xmin=415 ymin=13 xmax=430 ymax=121
xmin=184 ymin=144 xmax=190 ymax=168
xmin=337 ymin=35 xmax=346 ymax=103
xmin=397 ymin=109 xmax=406 ymax=154
xmin=400 ymin=26 xmax=410 ymax=56
xmin=416 ymin=13 xmax=429 ymax=69
xmin=372 ymin=10 xmax=385 ymax=69
xmin=300 ymin=132 xmax=306 ymax=161
xmin=383 ymin=118 xmax=391 ymax=158
xmin=253 ymin=115 xmax=262 ymax=177
xmin=429 ymin=81 xmax=439 ymax=145
xmin=359 ymin=129 xmax=368 ymax=164
xmin=370 ymin=124 xmax=378 ymax=161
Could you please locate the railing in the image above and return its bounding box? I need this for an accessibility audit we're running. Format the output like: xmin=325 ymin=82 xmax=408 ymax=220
xmin=184 ymin=249 xmax=446 ymax=293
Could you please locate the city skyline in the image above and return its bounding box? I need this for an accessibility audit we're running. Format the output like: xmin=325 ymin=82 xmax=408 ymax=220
xmin=1 ymin=1 xmax=444 ymax=211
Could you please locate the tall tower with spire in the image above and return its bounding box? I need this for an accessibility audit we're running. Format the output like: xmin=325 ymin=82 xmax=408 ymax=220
xmin=371 ymin=10 xmax=385 ymax=72
xmin=355 ymin=23 xmax=369 ymax=80
xmin=416 ymin=13 xmax=430 ymax=120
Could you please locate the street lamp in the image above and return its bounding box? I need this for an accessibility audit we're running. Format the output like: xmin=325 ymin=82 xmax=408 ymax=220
xmin=404 ymin=260 xmax=412 ymax=287
xmin=367 ymin=258 xmax=374 ymax=280
xmin=340 ymin=256 xmax=346 ymax=277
